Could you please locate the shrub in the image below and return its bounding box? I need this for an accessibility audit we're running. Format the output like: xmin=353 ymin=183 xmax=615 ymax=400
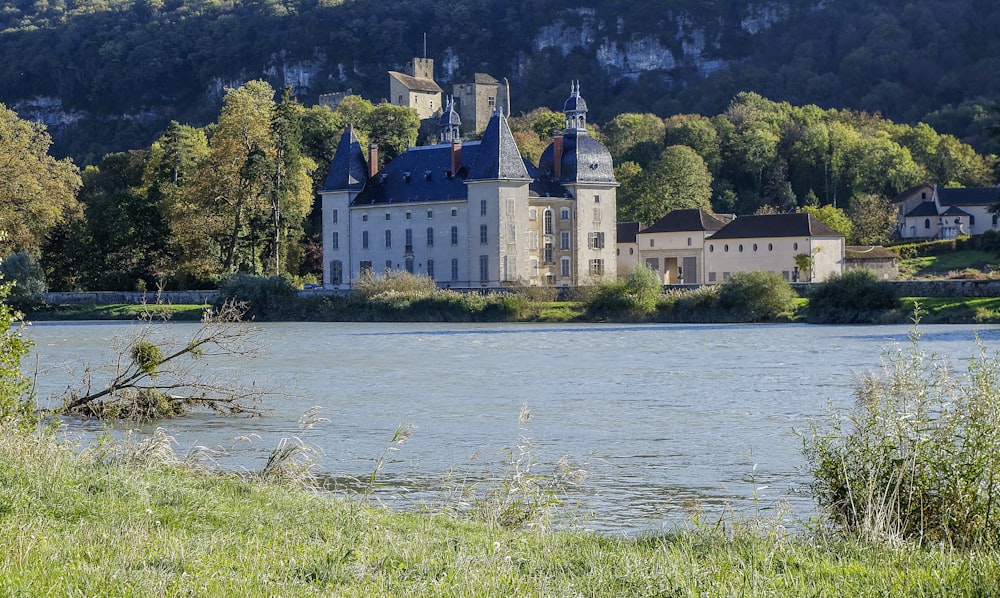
xmin=0 ymin=251 xmax=47 ymax=308
xmin=0 ymin=277 xmax=33 ymax=424
xmin=803 ymin=323 xmax=1000 ymax=548
xmin=585 ymin=264 xmax=662 ymax=319
xmin=215 ymin=274 xmax=299 ymax=320
xmin=716 ymin=271 xmax=796 ymax=322
xmin=353 ymin=271 xmax=437 ymax=301
xmin=807 ymin=269 xmax=900 ymax=324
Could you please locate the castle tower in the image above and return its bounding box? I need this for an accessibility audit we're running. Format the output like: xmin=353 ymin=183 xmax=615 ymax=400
xmin=563 ymin=80 xmax=588 ymax=133
xmin=321 ymin=125 xmax=369 ymax=288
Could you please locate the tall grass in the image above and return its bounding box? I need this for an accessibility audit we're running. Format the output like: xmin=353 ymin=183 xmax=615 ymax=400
xmin=803 ymin=315 xmax=1000 ymax=548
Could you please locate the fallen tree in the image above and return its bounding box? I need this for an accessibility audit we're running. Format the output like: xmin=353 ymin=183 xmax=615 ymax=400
xmin=60 ymin=301 xmax=272 ymax=420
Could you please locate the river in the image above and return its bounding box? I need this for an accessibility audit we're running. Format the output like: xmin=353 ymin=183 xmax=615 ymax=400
xmin=23 ymin=320 xmax=1000 ymax=534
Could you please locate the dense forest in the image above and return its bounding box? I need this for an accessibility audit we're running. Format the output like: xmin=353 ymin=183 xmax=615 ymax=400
xmin=1 ymin=0 xmax=999 ymax=162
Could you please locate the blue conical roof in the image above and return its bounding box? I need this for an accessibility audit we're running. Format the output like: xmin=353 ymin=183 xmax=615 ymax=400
xmin=468 ymin=111 xmax=530 ymax=181
xmin=322 ymin=126 xmax=369 ymax=192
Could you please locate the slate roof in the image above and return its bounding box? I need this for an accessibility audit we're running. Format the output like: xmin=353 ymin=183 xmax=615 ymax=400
xmin=845 ymin=246 xmax=899 ymax=260
xmin=904 ymin=201 xmax=939 ymax=218
xmin=388 ymin=71 xmax=443 ymax=93
xmin=642 ymin=209 xmax=728 ymax=234
xmin=709 ymin=213 xmax=843 ymax=239
xmin=617 ymin=222 xmax=643 ymax=244
xmin=937 ymin=187 xmax=1000 ymax=206
xmin=468 ymin=112 xmax=531 ymax=181
xmin=538 ymin=131 xmax=616 ymax=184
xmin=322 ymin=126 xmax=368 ymax=192
xmin=941 ymin=205 xmax=971 ymax=216
xmin=351 ymin=143 xmax=475 ymax=206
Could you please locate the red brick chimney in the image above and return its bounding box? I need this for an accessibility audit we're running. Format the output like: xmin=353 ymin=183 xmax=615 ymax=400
xmin=552 ymin=132 xmax=563 ymax=179
xmin=451 ymin=140 xmax=461 ymax=176
xmin=368 ymin=143 xmax=379 ymax=177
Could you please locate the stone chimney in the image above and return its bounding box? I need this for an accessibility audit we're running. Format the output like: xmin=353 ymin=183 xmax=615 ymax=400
xmin=451 ymin=140 xmax=462 ymax=176
xmin=368 ymin=144 xmax=379 ymax=177
xmin=552 ymin=132 xmax=563 ymax=179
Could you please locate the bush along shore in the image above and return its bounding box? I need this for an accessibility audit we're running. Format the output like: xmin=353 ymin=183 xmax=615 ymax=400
xmin=24 ymin=268 xmax=1000 ymax=324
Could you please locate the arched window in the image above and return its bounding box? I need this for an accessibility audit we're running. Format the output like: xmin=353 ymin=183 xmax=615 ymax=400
xmin=544 ymin=209 xmax=553 ymax=235
xmin=925 ymin=218 xmax=931 ymax=229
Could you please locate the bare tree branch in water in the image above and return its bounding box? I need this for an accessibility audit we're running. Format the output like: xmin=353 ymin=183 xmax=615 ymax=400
xmin=60 ymin=301 xmax=273 ymax=421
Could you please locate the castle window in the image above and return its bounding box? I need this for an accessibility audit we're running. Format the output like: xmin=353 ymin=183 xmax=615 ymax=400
xmin=529 ymin=207 xmax=537 ymax=221
xmin=528 ymin=231 xmax=538 ymax=250
xmin=561 ymin=207 xmax=570 ymax=220
xmin=925 ymin=218 xmax=931 ymax=229
xmin=488 ymin=96 xmax=495 ymax=107
xmin=560 ymin=231 xmax=570 ymax=250
xmin=589 ymin=259 xmax=604 ymax=276
xmin=426 ymin=227 xmax=434 ymax=246
xmin=594 ymin=194 xmax=600 ymax=203
xmin=544 ymin=210 xmax=553 ymax=234
xmin=362 ymin=230 xmax=369 ymax=249
xmin=451 ymin=258 xmax=459 ymax=281
xmin=385 ymin=230 xmax=391 ymax=248
xmin=451 ymin=226 xmax=459 ymax=245
xmin=561 ymin=258 xmax=571 ymax=277
xmin=427 ymin=259 xmax=435 ymax=279
xmin=398 ymin=95 xmax=403 ymax=103
xmin=385 ymin=260 xmax=393 ymax=271
xmin=332 ymin=209 xmax=338 ymax=224
xmin=481 ymin=200 xmax=487 ymax=216
xmin=544 ymin=240 xmax=554 ymax=264
xmin=687 ymin=237 xmax=692 ymax=246
xmin=451 ymin=208 xmax=458 ymax=217
xmin=479 ymin=255 xmax=489 ymax=282
xmin=427 ymin=209 xmax=433 ymax=219
xmin=593 ymin=208 xmax=601 ymax=223
xmin=480 ymin=224 xmax=488 ymax=244
xmin=330 ymin=260 xmax=342 ymax=286
xmin=588 ymin=232 xmax=605 ymax=249
xmin=793 ymin=242 xmax=799 ymax=251
xmin=362 ymin=213 xmax=368 ymax=222
xmin=385 ymin=213 xmax=391 ymax=221
xmin=405 ymin=256 xmax=414 ymax=273
xmin=331 ymin=231 xmax=339 ymax=250
xmin=506 ymin=223 xmax=516 ymax=243
xmin=405 ymin=228 xmax=413 ymax=252
xmin=506 ymin=198 xmax=516 ymax=216
xmin=360 ymin=261 xmax=372 ymax=276
xmin=405 ymin=211 xmax=412 ymax=220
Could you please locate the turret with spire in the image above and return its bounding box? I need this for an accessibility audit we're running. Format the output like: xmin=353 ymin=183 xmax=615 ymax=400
xmin=563 ymin=80 xmax=588 ymax=133
xmin=438 ymin=95 xmax=462 ymax=143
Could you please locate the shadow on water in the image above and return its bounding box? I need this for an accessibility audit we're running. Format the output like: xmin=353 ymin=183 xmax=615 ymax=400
xmin=347 ymin=323 xmax=800 ymax=338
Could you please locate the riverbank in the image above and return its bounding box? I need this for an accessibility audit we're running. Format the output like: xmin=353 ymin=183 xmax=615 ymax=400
xmin=23 ymin=295 xmax=1000 ymax=324
xmin=1 ymin=427 xmax=995 ymax=596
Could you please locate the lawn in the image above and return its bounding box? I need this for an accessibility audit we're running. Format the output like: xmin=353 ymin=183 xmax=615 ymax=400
xmin=898 ymin=250 xmax=1000 ymax=279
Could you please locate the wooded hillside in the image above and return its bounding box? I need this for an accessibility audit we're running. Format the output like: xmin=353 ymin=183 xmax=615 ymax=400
xmin=1 ymin=0 xmax=999 ymax=163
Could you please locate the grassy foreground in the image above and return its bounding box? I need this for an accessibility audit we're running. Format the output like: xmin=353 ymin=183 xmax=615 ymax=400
xmin=1 ymin=429 xmax=997 ymax=596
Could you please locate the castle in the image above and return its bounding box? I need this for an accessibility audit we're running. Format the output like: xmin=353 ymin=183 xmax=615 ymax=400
xmin=320 ymin=83 xmax=618 ymax=289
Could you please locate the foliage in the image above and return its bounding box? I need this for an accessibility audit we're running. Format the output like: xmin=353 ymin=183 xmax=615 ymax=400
xmin=800 ymin=205 xmax=853 ymax=239
xmin=585 ymin=264 xmax=662 ymax=319
xmin=353 ymin=270 xmax=438 ymax=301
xmin=804 ymin=322 xmax=1000 ymax=548
xmin=891 ymin=236 xmax=972 ymax=259
xmin=618 ymin=145 xmax=713 ymax=224
xmin=0 ymin=104 xmax=82 ymax=255
xmin=716 ymin=271 xmax=797 ymax=322
xmin=847 ymin=194 xmax=898 ymax=246
xmin=0 ymin=251 xmax=47 ymax=308
xmin=807 ymin=269 xmax=901 ymax=324
xmin=214 ymin=273 xmax=299 ymax=321
xmin=60 ymin=301 xmax=269 ymax=421
xmin=0 ymin=275 xmax=34 ymax=424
